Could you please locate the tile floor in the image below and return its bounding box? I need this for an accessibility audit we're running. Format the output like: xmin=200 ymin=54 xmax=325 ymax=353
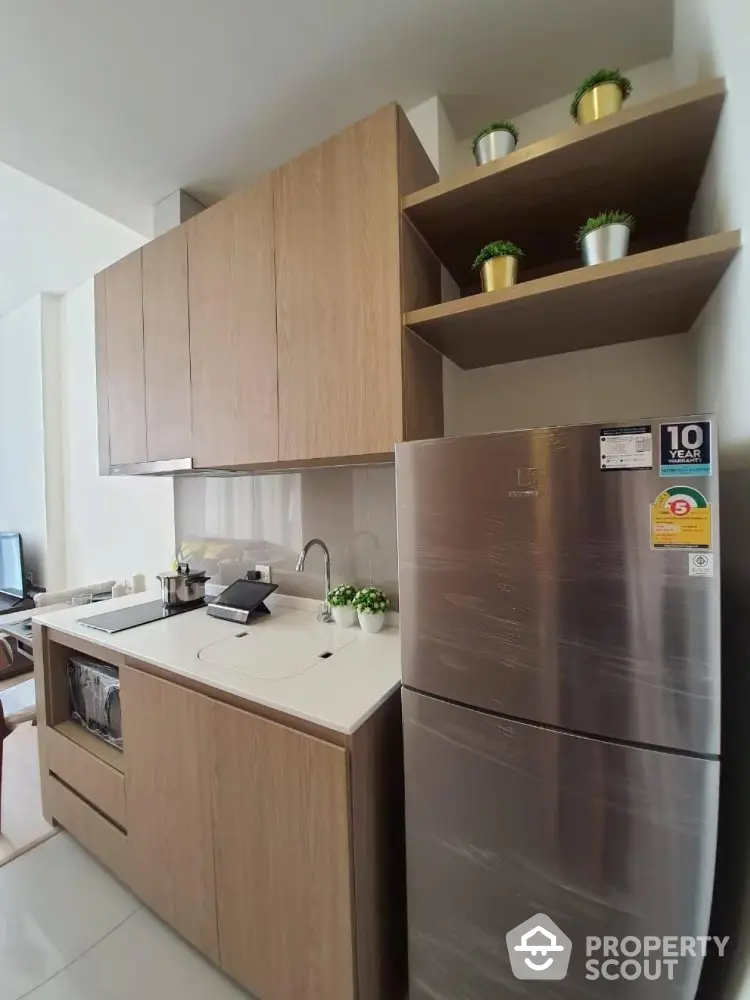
xmin=0 ymin=834 xmax=253 ymax=1000
xmin=0 ymin=720 xmax=54 ymax=864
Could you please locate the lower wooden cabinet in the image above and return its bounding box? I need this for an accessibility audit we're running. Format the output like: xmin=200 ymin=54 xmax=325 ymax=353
xmin=39 ymin=635 xmax=404 ymax=1000
xmin=212 ymin=702 xmax=354 ymax=1000
xmin=120 ymin=667 xmax=219 ymax=960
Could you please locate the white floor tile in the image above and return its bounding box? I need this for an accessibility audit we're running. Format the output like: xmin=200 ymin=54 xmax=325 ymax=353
xmin=0 ymin=834 xmax=139 ymax=1000
xmin=29 ymin=908 xmax=253 ymax=1000
xmin=0 ymin=723 xmax=54 ymax=864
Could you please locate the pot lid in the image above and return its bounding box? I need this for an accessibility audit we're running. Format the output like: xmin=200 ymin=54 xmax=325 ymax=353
xmin=157 ymin=568 xmax=210 ymax=582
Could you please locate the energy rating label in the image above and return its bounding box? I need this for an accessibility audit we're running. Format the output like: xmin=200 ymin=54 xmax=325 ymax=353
xmin=651 ymin=485 xmax=712 ymax=549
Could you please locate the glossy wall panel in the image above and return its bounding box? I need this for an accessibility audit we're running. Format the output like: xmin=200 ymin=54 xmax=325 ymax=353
xmin=174 ymin=466 xmax=398 ymax=604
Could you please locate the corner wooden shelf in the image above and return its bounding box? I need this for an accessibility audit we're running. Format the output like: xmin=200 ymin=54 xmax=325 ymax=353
xmin=404 ymin=232 xmax=740 ymax=370
xmin=403 ymin=79 xmax=726 ymax=288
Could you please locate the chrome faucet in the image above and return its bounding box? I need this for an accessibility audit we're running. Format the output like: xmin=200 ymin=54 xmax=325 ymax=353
xmin=295 ymin=538 xmax=333 ymax=622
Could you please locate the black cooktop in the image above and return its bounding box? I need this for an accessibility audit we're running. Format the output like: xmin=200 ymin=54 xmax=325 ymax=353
xmin=80 ymin=599 xmax=206 ymax=634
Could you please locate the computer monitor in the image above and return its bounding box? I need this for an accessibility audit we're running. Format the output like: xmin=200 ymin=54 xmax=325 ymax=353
xmin=0 ymin=532 xmax=26 ymax=599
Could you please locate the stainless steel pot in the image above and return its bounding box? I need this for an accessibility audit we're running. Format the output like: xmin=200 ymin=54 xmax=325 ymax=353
xmin=157 ymin=563 xmax=210 ymax=606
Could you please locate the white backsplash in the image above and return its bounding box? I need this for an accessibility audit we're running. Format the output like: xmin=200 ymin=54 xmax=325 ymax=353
xmin=174 ymin=465 xmax=399 ymax=605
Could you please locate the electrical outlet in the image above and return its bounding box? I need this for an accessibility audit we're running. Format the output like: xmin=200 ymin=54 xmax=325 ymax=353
xmin=255 ymin=564 xmax=272 ymax=584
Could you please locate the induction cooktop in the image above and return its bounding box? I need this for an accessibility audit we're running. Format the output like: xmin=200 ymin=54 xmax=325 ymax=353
xmin=80 ymin=599 xmax=206 ymax=634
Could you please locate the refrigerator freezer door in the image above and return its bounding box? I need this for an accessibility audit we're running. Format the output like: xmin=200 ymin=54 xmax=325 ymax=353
xmin=403 ymin=689 xmax=719 ymax=1000
xmin=396 ymin=421 xmax=720 ymax=754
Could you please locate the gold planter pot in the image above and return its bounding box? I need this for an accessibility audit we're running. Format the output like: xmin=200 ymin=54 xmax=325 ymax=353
xmin=480 ymin=255 xmax=518 ymax=292
xmin=576 ymin=82 xmax=623 ymax=125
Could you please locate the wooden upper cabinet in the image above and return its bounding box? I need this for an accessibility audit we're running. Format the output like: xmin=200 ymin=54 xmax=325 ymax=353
xmin=142 ymin=226 xmax=192 ymax=461
xmin=274 ymin=105 xmax=404 ymax=462
xmin=120 ymin=667 xmax=219 ymax=961
xmin=94 ymin=271 xmax=111 ymax=474
xmin=187 ymin=177 xmax=278 ymax=468
xmin=102 ymin=249 xmax=147 ymax=466
xmin=93 ymin=105 xmax=442 ymax=474
xmin=211 ymin=702 xmax=354 ymax=1000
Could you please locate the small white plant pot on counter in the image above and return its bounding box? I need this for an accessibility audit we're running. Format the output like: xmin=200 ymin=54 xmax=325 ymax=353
xmin=332 ymin=605 xmax=357 ymax=627
xmin=358 ymin=611 xmax=385 ymax=634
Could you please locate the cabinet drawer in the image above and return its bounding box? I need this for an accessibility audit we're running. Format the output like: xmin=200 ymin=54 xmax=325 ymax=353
xmin=46 ymin=727 xmax=126 ymax=828
xmin=46 ymin=774 xmax=131 ymax=885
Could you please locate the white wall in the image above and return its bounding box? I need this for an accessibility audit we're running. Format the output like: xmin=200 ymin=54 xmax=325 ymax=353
xmin=407 ymin=60 xmax=701 ymax=438
xmin=444 ymin=332 xmax=699 ymax=436
xmin=0 ymin=160 xmax=154 ymax=319
xmin=57 ymin=278 xmax=176 ymax=590
xmin=0 ymin=165 xmax=174 ymax=593
xmin=673 ymin=0 xmax=750 ymax=470
xmin=40 ymin=293 xmax=66 ymax=590
xmin=671 ymin=5 xmax=750 ymax=1000
xmin=0 ymin=297 xmax=47 ymax=586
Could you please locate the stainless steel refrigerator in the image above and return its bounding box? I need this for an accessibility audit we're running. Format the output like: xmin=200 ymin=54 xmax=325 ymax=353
xmin=396 ymin=416 xmax=720 ymax=1000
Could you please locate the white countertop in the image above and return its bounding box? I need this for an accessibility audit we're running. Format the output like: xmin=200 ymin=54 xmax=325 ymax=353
xmin=0 ymin=607 xmax=40 ymax=628
xmin=33 ymin=591 xmax=401 ymax=735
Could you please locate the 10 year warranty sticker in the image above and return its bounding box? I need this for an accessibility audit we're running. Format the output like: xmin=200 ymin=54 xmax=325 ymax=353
xmin=660 ymin=421 xmax=712 ymax=477
xmin=651 ymin=485 xmax=712 ymax=549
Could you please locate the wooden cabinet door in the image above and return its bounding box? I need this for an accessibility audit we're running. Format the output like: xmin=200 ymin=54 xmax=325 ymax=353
xmin=212 ymin=703 xmax=354 ymax=1000
xmin=275 ymin=105 xmax=403 ymax=461
xmin=94 ymin=271 xmax=112 ymax=474
xmin=187 ymin=178 xmax=278 ymax=468
xmin=120 ymin=668 xmax=219 ymax=961
xmin=102 ymin=249 xmax=147 ymax=466
xmin=142 ymin=226 xmax=192 ymax=461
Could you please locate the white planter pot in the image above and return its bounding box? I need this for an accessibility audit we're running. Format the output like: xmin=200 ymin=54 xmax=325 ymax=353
xmin=332 ymin=605 xmax=357 ymax=627
xmin=358 ymin=611 xmax=385 ymax=634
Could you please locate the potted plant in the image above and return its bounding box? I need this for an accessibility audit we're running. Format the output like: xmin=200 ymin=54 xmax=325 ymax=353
xmin=353 ymin=587 xmax=391 ymax=634
xmin=326 ymin=584 xmax=358 ymax=627
xmin=472 ymin=241 xmax=525 ymax=292
xmin=472 ymin=120 xmax=519 ymax=166
xmin=571 ymin=69 xmax=632 ymax=125
xmin=576 ymin=211 xmax=635 ymax=266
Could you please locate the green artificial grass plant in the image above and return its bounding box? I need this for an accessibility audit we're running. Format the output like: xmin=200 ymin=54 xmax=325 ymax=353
xmin=472 ymin=120 xmax=519 ymax=152
xmin=576 ymin=210 xmax=636 ymax=247
xmin=472 ymin=240 xmax=525 ymax=270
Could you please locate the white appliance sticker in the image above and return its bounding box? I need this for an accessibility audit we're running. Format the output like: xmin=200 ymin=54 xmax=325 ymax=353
xmin=688 ymin=552 xmax=714 ymax=577
xmin=600 ymin=426 xmax=653 ymax=471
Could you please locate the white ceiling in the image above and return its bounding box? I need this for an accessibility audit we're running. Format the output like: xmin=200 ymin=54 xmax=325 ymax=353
xmin=0 ymin=162 xmax=143 ymax=317
xmin=0 ymin=0 xmax=673 ymax=236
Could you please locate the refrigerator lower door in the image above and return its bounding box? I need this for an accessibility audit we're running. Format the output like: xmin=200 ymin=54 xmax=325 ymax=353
xmin=403 ymin=689 xmax=719 ymax=1000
